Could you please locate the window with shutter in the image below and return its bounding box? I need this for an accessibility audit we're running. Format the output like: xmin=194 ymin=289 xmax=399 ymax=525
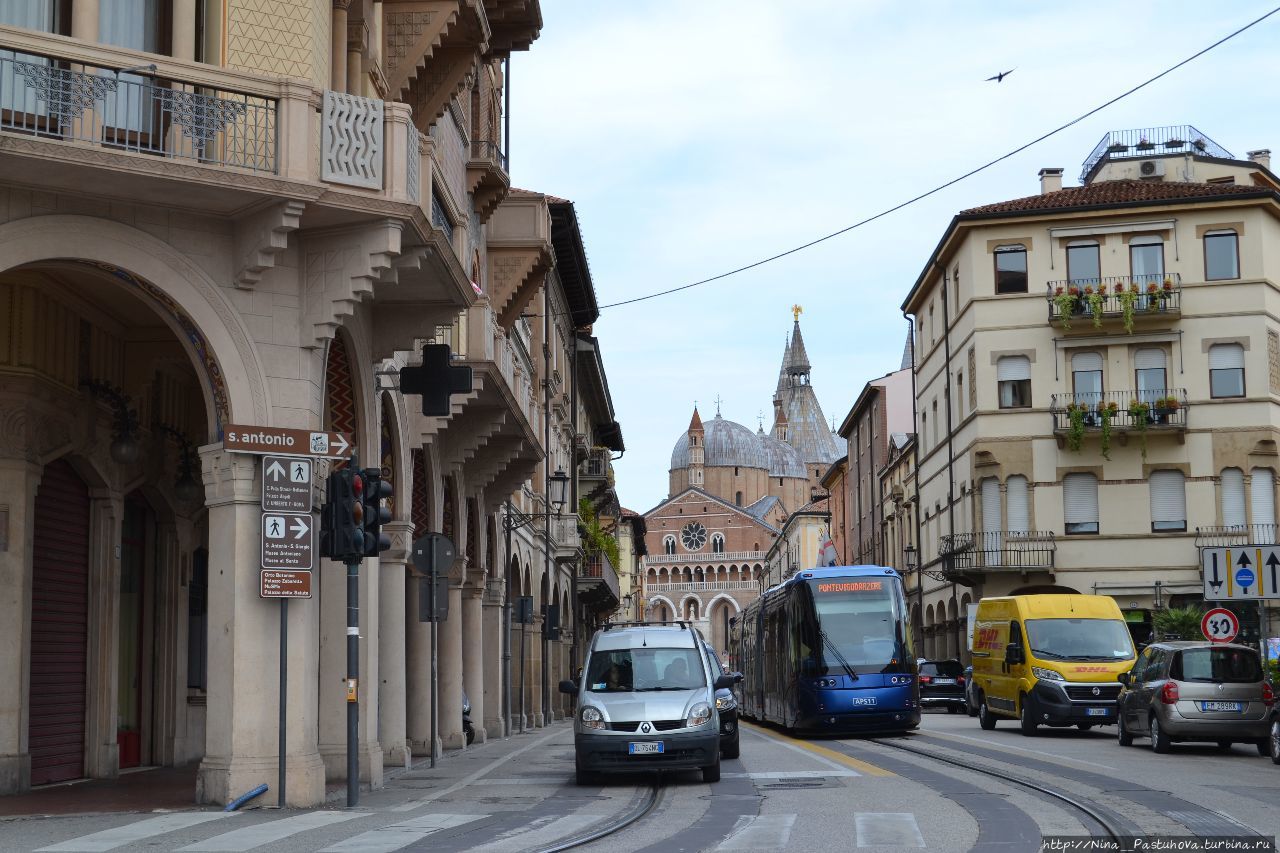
xmin=1063 ymin=473 xmax=1099 ymax=534
xmin=1149 ymin=470 xmax=1186 ymax=532
xmin=997 ymin=355 xmax=1031 ymax=409
xmin=1251 ymin=468 xmax=1275 ymax=543
xmin=1135 ymin=348 xmax=1167 ymax=403
xmin=981 ymin=478 xmax=1002 ymax=567
xmin=1007 ymin=476 xmax=1030 ymax=534
xmin=1071 ymin=352 xmax=1103 ymax=405
xmin=1209 ymin=343 xmax=1245 ymax=398
xmin=1221 ymin=468 xmax=1246 ymax=528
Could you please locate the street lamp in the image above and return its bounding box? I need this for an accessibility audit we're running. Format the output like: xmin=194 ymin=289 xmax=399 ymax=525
xmin=903 ymin=544 xmax=917 ymax=572
xmin=549 ymin=469 xmax=570 ymax=513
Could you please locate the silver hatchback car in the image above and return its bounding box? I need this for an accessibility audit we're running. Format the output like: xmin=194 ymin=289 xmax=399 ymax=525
xmin=560 ymin=622 xmax=733 ymax=785
xmin=1116 ymin=641 xmax=1274 ymax=754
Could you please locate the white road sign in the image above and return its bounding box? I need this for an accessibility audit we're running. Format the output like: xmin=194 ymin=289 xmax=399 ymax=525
xmin=1200 ymin=545 xmax=1280 ymax=600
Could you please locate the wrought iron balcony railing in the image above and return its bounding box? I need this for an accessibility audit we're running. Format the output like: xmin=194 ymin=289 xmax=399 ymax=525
xmin=939 ymin=531 xmax=1056 ymax=571
xmin=1046 ymin=274 xmax=1181 ymax=328
xmin=1194 ymin=525 xmax=1279 ymax=547
xmin=1050 ymin=389 xmax=1188 ymax=432
xmin=580 ymin=552 xmax=620 ymax=603
xmin=0 ymin=49 xmax=277 ymax=172
xmin=580 ymin=447 xmax=611 ymax=480
xmin=1080 ymin=125 xmax=1232 ymax=182
xmin=470 ymin=139 xmax=508 ymax=173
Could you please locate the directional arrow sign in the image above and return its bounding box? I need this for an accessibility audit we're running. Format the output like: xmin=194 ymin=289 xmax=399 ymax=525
xmin=224 ymin=424 xmax=353 ymax=460
xmin=1202 ymin=545 xmax=1280 ymax=600
xmin=1208 ymin=551 xmax=1223 ymax=594
xmin=261 ymin=455 xmax=313 ymax=513
xmin=261 ymin=511 xmax=315 ymax=570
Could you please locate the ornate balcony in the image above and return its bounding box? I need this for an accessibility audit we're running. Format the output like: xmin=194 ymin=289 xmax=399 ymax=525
xmin=467 ymin=139 xmax=510 ymax=224
xmin=940 ymin=531 xmax=1056 ymax=573
xmin=579 ymin=447 xmax=611 ymax=484
xmin=645 ymin=580 xmax=758 ymax=594
xmin=1050 ymin=389 xmax=1188 ymax=447
xmin=580 ymin=552 xmax=619 ymax=611
xmin=1046 ymin=274 xmax=1181 ymax=332
xmin=644 ymin=551 xmax=765 ymax=566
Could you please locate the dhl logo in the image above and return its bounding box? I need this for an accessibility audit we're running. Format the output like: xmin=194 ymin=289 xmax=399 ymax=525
xmin=973 ymin=626 xmax=1002 ymax=651
xmin=1072 ymin=666 xmax=1111 ymax=673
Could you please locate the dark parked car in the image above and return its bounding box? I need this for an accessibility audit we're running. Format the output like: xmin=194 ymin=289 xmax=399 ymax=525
xmin=964 ymin=665 xmax=979 ymax=716
xmin=702 ymin=640 xmax=741 ymax=759
xmin=1116 ymin=641 xmax=1273 ymax=754
xmin=919 ymin=659 xmax=967 ymax=713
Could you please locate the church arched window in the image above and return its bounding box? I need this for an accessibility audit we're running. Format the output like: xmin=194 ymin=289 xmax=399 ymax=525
xmin=663 ymin=535 xmax=676 ymax=555
xmin=735 ymin=491 xmax=743 ymax=506
xmin=711 ymin=533 xmax=725 ymax=554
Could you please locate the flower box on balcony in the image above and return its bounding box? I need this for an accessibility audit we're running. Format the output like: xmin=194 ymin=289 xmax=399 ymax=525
xmin=1107 ymin=143 xmax=1129 ymax=154
xmin=1164 ymin=139 xmax=1185 ymax=148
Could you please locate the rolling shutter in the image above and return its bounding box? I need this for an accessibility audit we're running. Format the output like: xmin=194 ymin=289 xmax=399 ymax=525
xmin=1221 ymin=468 xmax=1246 ymax=528
xmin=1251 ymin=468 xmax=1275 ymax=542
xmin=1149 ymin=470 xmax=1186 ymax=529
xmin=1006 ymin=476 xmax=1030 ymax=534
xmin=1063 ymin=473 xmax=1098 ymax=527
xmin=1071 ymin=352 xmax=1103 ymax=372
xmin=1209 ymin=344 xmax=1244 ymax=370
xmin=1135 ymin=348 xmax=1166 ymax=369
xmin=30 ymin=458 xmax=90 ymax=786
xmin=996 ymin=356 xmax=1030 ymax=381
xmin=981 ymin=478 xmax=1001 ymax=534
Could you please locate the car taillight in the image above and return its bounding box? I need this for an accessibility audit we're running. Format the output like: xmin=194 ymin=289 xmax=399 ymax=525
xmin=1263 ymin=683 xmax=1275 ymax=707
xmin=919 ymin=675 xmax=932 ymax=684
xmin=957 ymin=676 xmax=966 ymax=685
xmin=1159 ymin=682 xmax=1179 ymax=705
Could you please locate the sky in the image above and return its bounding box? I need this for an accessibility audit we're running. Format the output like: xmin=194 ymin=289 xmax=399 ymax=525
xmin=510 ymin=1 xmax=1280 ymax=513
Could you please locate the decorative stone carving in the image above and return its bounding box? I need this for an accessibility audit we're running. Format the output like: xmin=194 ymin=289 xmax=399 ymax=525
xmin=301 ymin=220 xmax=403 ymax=347
xmin=321 ymin=91 xmax=384 ymax=190
xmin=235 ymin=200 xmax=306 ymax=289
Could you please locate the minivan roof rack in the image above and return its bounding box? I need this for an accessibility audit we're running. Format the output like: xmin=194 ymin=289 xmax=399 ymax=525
xmin=601 ymin=620 xmax=690 ymax=631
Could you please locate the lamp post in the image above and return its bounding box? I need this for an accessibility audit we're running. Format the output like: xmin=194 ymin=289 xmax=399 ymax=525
xmin=502 ymin=500 xmax=539 ymax=735
xmin=904 ymin=544 xmax=920 ymax=654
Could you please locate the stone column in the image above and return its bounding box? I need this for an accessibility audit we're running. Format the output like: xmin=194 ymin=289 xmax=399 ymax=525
xmin=196 ymin=448 xmax=324 ymax=807
xmin=480 ymin=578 xmax=505 ymax=739
xmin=378 ymin=523 xmax=412 ymax=769
xmin=71 ymin=0 xmax=99 ymax=41
xmin=331 ymin=0 xmax=349 ymax=92
xmin=0 ymin=458 xmax=40 ymax=793
xmin=461 ymin=582 xmax=485 ymax=743
xmin=404 ymin=573 xmax=435 ymax=756
xmin=526 ymin=616 xmax=544 ymax=728
xmin=438 ymin=582 xmax=464 ymax=748
xmin=83 ymin=488 xmax=122 ymax=781
xmin=171 ymin=0 xmax=198 ymax=60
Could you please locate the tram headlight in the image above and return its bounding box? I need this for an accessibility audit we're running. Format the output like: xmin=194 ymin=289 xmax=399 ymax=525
xmin=687 ymin=702 xmax=713 ymax=728
xmin=715 ymin=694 xmax=737 ymax=712
xmin=1031 ymin=666 xmax=1064 ymax=682
xmin=580 ymin=706 xmax=606 ymax=730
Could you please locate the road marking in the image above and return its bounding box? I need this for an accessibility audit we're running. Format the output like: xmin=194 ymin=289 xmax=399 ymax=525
xmin=37 ymin=813 xmax=238 ymax=851
xmin=317 ymin=813 xmax=485 ymax=852
xmin=715 ymin=814 xmax=797 ymax=850
xmin=466 ymin=776 xmax=567 ymax=785
xmin=741 ymin=721 xmax=894 ymax=777
xmin=724 ymin=770 xmax=860 ymax=779
xmin=179 ymin=811 xmax=363 ymax=851
xmin=467 ymin=814 xmax=599 ymax=852
xmin=388 ymin=727 xmax=566 ymax=812
xmin=914 ymin=730 xmax=1119 ymax=771
xmin=856 ymin=813 xmax=925 ymax=848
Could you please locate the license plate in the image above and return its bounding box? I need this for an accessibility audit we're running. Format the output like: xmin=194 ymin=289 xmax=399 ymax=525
xmin=628 ymin=741 xmax=664 ymax=755
xmin=934 ymin=679 xmax=956 ymax=685
xmin=851 ymin=697 xmax=878 ymax=706
xmin=1086 ymin=707 xmax=1110 ymax=717
xmin=1199 ymin=701 xmax=1243 ymax=712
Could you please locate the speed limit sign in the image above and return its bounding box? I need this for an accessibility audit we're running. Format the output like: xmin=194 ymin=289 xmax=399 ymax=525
xmin=1201 ymin=607 xmax=1239 ymax=643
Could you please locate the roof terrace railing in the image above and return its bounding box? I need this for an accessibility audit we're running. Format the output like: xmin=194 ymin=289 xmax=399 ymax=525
xmin=1080 ymin=125 xmax=1233 ymax=182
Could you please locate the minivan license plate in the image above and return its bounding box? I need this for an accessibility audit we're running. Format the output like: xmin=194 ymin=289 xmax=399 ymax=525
xmin=1086 ymin=708 xmax=1109 ymax=716
xmin=1199 ymin=701 xmax=1243 ymax=712
xmin=629 ymin=742 xmax=663 ymax=755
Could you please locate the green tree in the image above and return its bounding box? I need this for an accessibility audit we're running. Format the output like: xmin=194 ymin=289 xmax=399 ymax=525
xmin=1151 ymin=606 xmax=1204 ymax=641
xmin=578 ymin=497 xmax=620 ymax=568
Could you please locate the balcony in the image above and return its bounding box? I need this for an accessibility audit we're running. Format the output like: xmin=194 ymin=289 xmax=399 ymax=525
xmin=1080 ymin=125 xmax=1233 ymax=183
xmin=579 ymin=447 xmax=611 ymax=483
xmin=467 ymin=139 xmax=510 ymax=224
xmin=1050 ymin=389 xmax=1188 ymax=447
xmin=1046 ymin=275 xmax=1181 ymax=332
xmin=551 ymin=514 xmax=581 ymax=562
xmin=645 ymin=580 xmax=758 ymax=594
xmin=940 ymin=531 xmax=1056 ymax=573
xmin=1194 ymin=525 xmax=1279 ymax=547
xmin=644 ymin=551 xmax=766 ymax=566
xmin=579 ymin=552 xmax=619 ymax=611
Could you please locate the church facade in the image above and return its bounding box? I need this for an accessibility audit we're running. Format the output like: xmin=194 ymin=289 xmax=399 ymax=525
xmin=640 ymin=315 xmax=845 ymax=653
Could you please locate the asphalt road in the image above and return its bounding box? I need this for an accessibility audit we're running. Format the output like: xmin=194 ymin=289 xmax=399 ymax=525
xmin=2 ymin=711 xmax=1277 ymax=852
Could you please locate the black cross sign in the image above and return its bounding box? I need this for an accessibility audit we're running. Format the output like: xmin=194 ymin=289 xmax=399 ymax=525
xmin=399 ymin=344 xmax=473 ymax=417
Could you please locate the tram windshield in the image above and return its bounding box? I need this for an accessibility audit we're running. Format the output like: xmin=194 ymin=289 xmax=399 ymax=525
xmin=801 ymin=578 xmax=907 ymax=674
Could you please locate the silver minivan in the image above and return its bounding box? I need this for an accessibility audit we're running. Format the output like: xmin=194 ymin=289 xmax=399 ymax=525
xmin=560 ymin=622 xmax=734 ymax=785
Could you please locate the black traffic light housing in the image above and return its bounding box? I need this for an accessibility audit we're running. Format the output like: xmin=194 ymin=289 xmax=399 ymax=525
xmin=360 ymin=468 xmax=393 ymax=557
xmin=322 ymin=468 xmax=364 ymax=561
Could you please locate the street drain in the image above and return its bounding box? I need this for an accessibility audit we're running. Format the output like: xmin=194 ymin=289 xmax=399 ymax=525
xmin=758 ymin=778 xmax=834 ymax=790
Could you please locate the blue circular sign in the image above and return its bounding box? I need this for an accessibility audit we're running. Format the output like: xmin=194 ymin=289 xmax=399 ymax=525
xmin=1236 ymin=567 xmax=1256 ymax=588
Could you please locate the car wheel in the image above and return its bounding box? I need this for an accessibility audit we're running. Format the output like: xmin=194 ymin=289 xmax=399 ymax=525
xmin=1270 ymin=719 xmax=1280 ymax=765
xmin=1150 ymin=716 xmax=1171 ymax=754
xmin=967 ymin=699 xmax=979 ymax=718
xmin=978 ymin=695 xmax=997 ymax=731
xmin=702 ymin=754 xmax=721 ymax=783
xmin=575 ymin=765 xmax=597 ymax=786
xmin=1018 ymin=694 xmax=1038 ymax=737
xmin=722 ymin=734 xmax=740 ymax=760
xmin=1117 ymin=719 xmax=1133 ymax=747
xmin=1254 ymin=739 xmax=1268 ymax=758
xmin=1216 ymin=740 xmax=1232 ymax=752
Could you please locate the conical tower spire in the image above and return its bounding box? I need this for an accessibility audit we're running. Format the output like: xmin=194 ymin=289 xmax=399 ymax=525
xmin=785 ymin=317 xmax=811 ymax=378
xmin=774 ymin=333 xmax=791 ymax=401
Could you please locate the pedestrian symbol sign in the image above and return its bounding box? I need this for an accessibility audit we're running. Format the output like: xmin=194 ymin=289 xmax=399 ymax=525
xmin=1201 ymin=546 xmax=1280 ymax=600
xmin=261 ymin=512 xmax=314 ymax=570
xmin=262 ymin=455 xmax=313 ymax=513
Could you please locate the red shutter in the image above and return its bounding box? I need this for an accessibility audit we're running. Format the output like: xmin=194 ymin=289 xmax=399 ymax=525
xmin=30 ymin=459 xmax=90 ymax=785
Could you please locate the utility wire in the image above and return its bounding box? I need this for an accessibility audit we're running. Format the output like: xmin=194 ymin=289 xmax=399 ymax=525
xmin=595 ymin=6 xmax=1280 ymax=312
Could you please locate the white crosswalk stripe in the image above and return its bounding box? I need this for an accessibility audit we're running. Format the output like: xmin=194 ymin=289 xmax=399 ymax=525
xmin=317 ymin=813 xmax=486 ymax=853
xmin=856 ymin=813 xmax=925 ymax=848
xmin=179 ymin=810 xmax=363 ymax=851
xmin=715 ymin=814 xmax=797 ymax=850
xmin=466 ymin=814 xmax=600 ymax=852
xmin=36 ymin=812 xmax=239 ymax=852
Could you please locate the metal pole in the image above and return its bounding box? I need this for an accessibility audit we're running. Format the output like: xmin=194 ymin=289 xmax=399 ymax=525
xmin=430 ymin=550 xmax=439 ymax=769
xmin=503 ymin=505 xmax=513 ymax=738
xmin=503 ymin=56 xmax=510 ymax=171
xmin=519 ymin=616 xmax=527 ymax=734
xmin=278 ymin=598 xmax=287 ymax=808
xmin=346 ymin=451 xmax=360 ymax=809
xmin=542 ymin=290 xmax=552 ymax=725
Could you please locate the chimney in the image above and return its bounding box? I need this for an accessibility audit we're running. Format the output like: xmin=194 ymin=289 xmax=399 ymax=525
xmin=1247 ymin=149 xmax=1272 ymax=171
xmin=1039 ymin=167 xmax=1064 ymax=194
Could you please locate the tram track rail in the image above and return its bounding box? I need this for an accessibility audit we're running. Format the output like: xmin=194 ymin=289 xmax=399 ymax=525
xmin=531 ymin=780 xmax=664 ymax=853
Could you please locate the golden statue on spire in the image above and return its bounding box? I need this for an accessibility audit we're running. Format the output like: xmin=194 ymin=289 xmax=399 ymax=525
xmin=791 ymin=304 xmax=803 ymax=322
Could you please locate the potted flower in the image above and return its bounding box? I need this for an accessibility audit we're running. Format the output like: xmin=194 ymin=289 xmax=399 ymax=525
xmin=1099 ymin=402 xmax=1119 ymax=459
xmin=1128 ymin=400 xmax=1151 ymax=459
xmin=1136 ymin=137 xmax=1155 ymax=151
xmin=1067 ymin=402 xmax=1087 ymax=453
xmin=1193 ymin=137 xmax=1207 ymax=151
xmin=1145 ymin=281 xmax=1161 ymax=312
xmin=1053 ymin=286 xmax=1078 ymax=329
xmin=1164 ymin=137 xmax=1186 ymax=148
xmin=1086 ymin=285 xmax=1105 ymax=328
xmin=1117 ymin=285 xmax=1139 ymax=334
xmin=1107 ymin=141 xmax=1129 ymax=154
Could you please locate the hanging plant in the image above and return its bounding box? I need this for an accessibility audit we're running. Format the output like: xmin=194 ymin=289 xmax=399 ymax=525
xmin=1067 ymin=403 xmax=1086 ymax=453
xmin=1128 ymin=400 xmax=1151 ymax=459
xmin=1099 ymin=401 xmax=1118 ymax=460
xmin=1052 ymin=286 xmax=1077 ymax=329
xmin=1117 ymin=287 xmax=1138 ymax=334
xmin=1086 ymin=285 xmax=1105 ymax=328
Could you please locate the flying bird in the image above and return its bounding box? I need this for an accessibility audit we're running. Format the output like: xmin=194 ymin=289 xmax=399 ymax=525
xmin=986 ymin=68 xmax=1015 ymax=83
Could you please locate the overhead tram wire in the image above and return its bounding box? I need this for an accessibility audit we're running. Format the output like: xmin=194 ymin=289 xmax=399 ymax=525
xmin=588 ymin=6 xmax=1280 ymax=314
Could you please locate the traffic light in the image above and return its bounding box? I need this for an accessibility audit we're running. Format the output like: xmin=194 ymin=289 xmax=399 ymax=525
xmin=321 ymin=468 xmax=364 ymax=561
xmin=360 ymin=468 xmax=393 ymax=557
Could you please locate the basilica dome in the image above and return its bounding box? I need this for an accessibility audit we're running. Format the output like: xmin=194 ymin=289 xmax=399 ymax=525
xmin=669 ymin=415 xmax=770 ymax=471
xmin=759 ymin=433 xmax=807 ymax=479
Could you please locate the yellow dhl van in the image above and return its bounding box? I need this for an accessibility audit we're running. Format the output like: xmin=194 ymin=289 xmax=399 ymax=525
xmin=971 ymin=594 xmax=1136 ymax=735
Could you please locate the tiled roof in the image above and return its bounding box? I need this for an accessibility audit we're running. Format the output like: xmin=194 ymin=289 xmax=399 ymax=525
xmin=961 ymin=179 xmax=1270 ymax=216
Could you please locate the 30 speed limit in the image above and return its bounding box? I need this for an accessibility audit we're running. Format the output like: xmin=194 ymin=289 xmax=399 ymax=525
xmin=1200 ymin=607 xmax=1239 ymax=643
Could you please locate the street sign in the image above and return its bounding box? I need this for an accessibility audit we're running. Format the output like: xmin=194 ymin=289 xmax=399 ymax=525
xmin=1200 ymin=546 xmax=1280 ymax=600
xmin=262 ymin=455 xmax=313 ymax=513
xmin=224 ymin=424 xmax=352 ymax=459
xmin=1201 ymin=607 xmax=1240 ymax=643
xmin=260 ymin=569 xmax=313 ymax=598
xmin=262 ymin=512 xmax=315 ymax=570
xmin=413 ymin=534 xmax=455 ymax=623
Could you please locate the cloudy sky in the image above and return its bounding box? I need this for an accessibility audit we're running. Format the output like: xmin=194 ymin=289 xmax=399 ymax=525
xmin=510 ymin=1 xmax=1280 ymax=513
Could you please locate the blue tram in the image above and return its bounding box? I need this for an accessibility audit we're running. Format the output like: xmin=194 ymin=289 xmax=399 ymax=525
xmin=731 ymin=566 xmax=920 ymax=733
